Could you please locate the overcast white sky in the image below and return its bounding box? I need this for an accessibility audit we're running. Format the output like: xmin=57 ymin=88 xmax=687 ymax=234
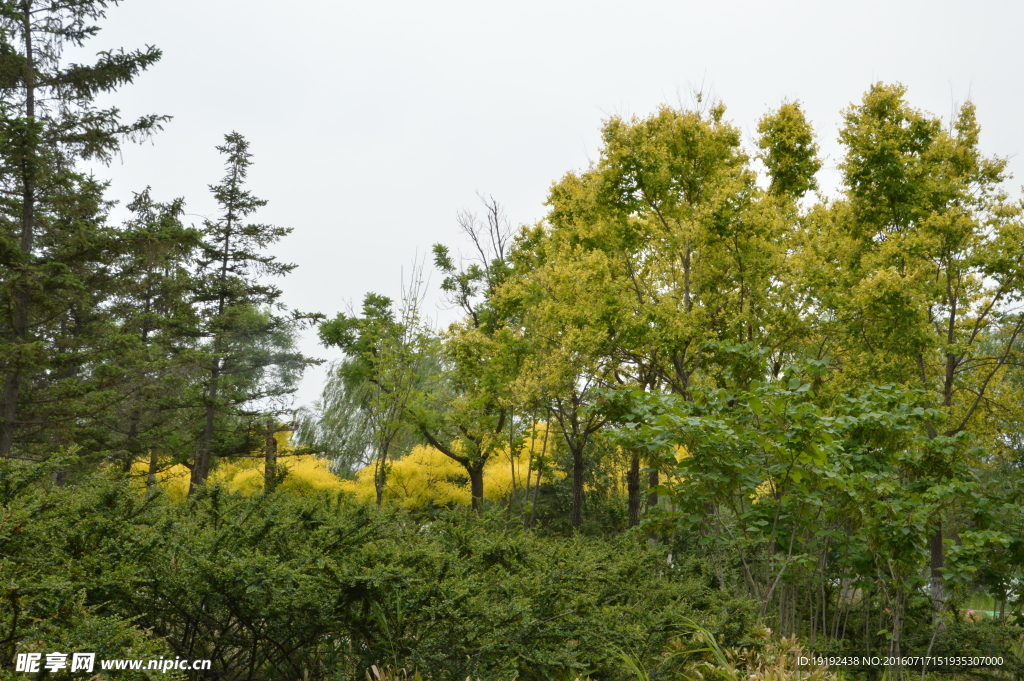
xmin=85 ymin=0 xmax=1024 ymax=406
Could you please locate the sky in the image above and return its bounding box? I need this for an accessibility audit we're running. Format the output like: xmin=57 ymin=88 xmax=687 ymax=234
xmin=83 ymin=0 xmax=1024 ymax=406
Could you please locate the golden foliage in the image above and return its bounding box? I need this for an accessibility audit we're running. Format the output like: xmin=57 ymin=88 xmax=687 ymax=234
xmin=135 ymin=428 xmax=689 ymax=508
xmin=133 ymin=431 xmax=346 ymax=501
xmin=340 ymin=430 xmax=564 ymax=508
xmin=134 ymin=429 xmax=571 ymax=507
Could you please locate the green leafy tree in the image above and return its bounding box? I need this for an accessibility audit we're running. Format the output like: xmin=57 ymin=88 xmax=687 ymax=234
xmin=502 ymin=232 xmax=611 ymax=529
xmin=524 ymin=98 xmax=815 ymax=525
xmin=608 ymin=366 xmax=996 ymax=660
xmin=411 ymin=199 xmax=523 ymax=509
xmin=757 ymin=101 xmax=821 ymax=199
xmin=297 ymin=356 xmax=375 ymax=478
xmin=320 ymin=200 xmax=522 ymax=510
xmin=318 ymin=281 xmax=428 ymax=505
xmin=800 ymin=82 xmax=1024 ymax=614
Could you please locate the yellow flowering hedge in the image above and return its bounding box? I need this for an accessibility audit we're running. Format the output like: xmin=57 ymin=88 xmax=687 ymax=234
xmin=136 ymin=430 xmax=562 ymax=507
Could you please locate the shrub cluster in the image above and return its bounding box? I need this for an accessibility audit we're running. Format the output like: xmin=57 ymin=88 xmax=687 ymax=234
xmin=1 ymin=461 xmax=750 ymax=680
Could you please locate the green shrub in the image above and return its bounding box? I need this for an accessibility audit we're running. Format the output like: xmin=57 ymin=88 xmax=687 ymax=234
xmin=1 ymin=461 xmax=751 ymax=680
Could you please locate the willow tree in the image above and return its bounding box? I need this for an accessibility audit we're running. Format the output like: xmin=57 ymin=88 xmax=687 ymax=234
xmin=318 ymin=286 xmax=428 ymax=506
xmin=0 ymin=0 xmax=165 ymax=458
xmin=315 ymin=202 xmax=521 ymax=511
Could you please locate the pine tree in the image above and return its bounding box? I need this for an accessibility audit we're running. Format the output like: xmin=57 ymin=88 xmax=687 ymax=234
xmin=189 ymin=133 xmax=319 ymax=493
xmin=0 ymin=0 xmax=165 ymax=458
xmin=95 ymin=189 xmax=203 ymax=474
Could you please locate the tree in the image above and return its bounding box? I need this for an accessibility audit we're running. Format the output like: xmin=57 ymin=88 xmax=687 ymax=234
xmin=524 ymin=98 xmax=815 ymax=525
xmin=756 ymin=101 xmax=822 ymax=199
xmin=608 ymin=367 xmax=991 ymax=660
xmin=411 ymin=199 xmax=523 ymax=509
xmin=318 ymin=278 xmax=428 ymax=506
xmin=93 ymin=188 xmax=201 ymax=475
xmin=799 ymin=83 xmax=1024 ymax=616
xmin=297 ymin=357 xmax=374 ymax=478
xmin=189 ymin=133 xmax=318 ymax=493
xmin=0 ymin=0 xmax=165 ymax=459
xmin=503 ymin=229 xmax=611 ymax=529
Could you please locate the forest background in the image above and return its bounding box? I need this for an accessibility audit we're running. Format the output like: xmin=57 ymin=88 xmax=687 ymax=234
xmin=3 ymin=1 xmax=1024 ymax=681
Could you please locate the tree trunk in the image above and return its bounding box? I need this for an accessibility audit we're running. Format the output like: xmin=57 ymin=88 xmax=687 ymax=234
xmin=264 ymin=418 xmax=278 ymax=492
xmin=469 ymin=465 xmax=485 ymax=510
xmin=0 ymin=372 xmax=20 ymax=458
xmin=524 ymin=419 xmax=548 ymax=530
xmin=571 ymin=445 xmax=585 ymax=529
xmin=374 ymin=444 xmax=388 ymax=508
xmin=627 ymin=451 xmax=640 ymax=527
xmin=647 ymin=469 xmax=659 ymax=510
xmin=190 ymin=362 xmax=220 ymax=494
xmin=523 ymin=445 xmax=535 ymax=528
xmin=123 ymin=410 xmax=141 ymax=473
xmin=646 ymin=468 xmax=660 ymax=543
xmin=146 ymin=448 xmax=159 ymax=497
xmin=930 ymin=523 xmax=946 ymax=621
xmin=507 ymin=418 xmax=517 ymax=517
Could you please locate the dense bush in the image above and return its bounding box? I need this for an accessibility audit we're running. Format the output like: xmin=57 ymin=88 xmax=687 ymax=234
xmin=0 ymin=460 xmax=751 ymax=680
